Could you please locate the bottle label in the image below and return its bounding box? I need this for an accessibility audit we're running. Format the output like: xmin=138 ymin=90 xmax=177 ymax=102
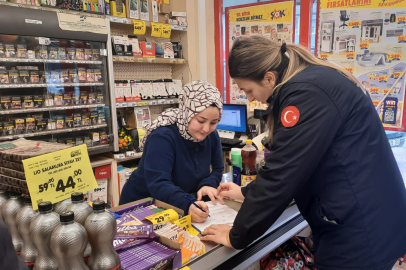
xmin=241 ymin=175 xmax=256 ymax=187
xmin=232 ymin=166 xmax=241 ymax=186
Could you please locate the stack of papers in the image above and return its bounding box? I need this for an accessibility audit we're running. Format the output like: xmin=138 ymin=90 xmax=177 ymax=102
xmin=192 ymin=201 xmax=238 ymax=233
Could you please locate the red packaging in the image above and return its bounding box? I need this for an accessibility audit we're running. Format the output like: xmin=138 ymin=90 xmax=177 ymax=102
xmin=139 ymin=41 xmax=156 ymax=57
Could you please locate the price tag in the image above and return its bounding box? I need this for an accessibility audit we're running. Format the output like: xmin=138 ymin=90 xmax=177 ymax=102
xmin=148 ymin=58 xmax=157 ymax=63
xmin=151 ymin=22 xmax=162 ymax=37
xmin=158 ymin=99 xmax=166 ymax=104
xmin=137 ymin=58 xmax=144 ymax=62
xmin=145 ymin=209 xmax=179 ymax=224
xmin=126 ymin=151 xmax=136 ymax=157
xmin=161 ymin=24 xmax=171 ymax=39
xmin=138 ymin=101 xmax=148 ymax=106
xmin=23 ymin=145 xmax=98 ymax=211
xmin=170 ymin=59 xmax=177 ymax=64
xmin=149 ymin=101 xmax=157 ymax=105
xmin=169 ymin=100 xmax=174 ymax=104
xmin=173 ymin=215 xmax=200 ymax=236
xmin=133 ymin=20 xmax=146 ymax=35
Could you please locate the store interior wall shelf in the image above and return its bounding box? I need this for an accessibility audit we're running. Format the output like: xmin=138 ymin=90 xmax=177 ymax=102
xmin=108 ymin=16 xmax=187 ymax=31
xmin=0 ymin=104 xmax=106 ymax=115
xmin=115 ymin=98 xmax=178 ymax=108
xmin=0 ymin=123 xmax=107 ymax=141
xmin=0 ymin=58 xmax=103 ymax=64
xmin=112 ymin=56 xmax=187 ymax=64
xmin=0 ymin=83 xmax=104 ymax=89
xmin=88 ymin=144 xmax=114 ymax=155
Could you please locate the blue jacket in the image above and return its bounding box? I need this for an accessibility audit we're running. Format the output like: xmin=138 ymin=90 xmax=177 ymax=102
xmin=230 ymin=65 xmax=406 ymax=269
xmin=119 ymin=124 xmax=224 ymax=214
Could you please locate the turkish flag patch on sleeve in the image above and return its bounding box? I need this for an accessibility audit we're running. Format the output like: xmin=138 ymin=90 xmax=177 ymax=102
xmin=281 ymin=106 xmax=300 ymax=127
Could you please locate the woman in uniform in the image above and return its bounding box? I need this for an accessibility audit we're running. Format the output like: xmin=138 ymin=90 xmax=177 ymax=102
xmin=201 ymin=36 xmax=406 ymax=270
xmin=120 ymin=81 xmax=224 ymax=223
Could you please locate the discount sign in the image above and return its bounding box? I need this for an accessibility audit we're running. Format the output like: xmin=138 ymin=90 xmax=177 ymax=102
xmin=23 ymin=144 xmax=98 ymax=210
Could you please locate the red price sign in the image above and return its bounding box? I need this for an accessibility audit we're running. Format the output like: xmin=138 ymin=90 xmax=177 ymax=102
xmin=345 ymin=67 xmax=354 ymax=73
xmin=370 ymin=87 xmax=381 ymax=94
xmin=346 ymin=52 xmax=355 ymax=59
xmin=320 ymin=54 xmax=329 ymax=60
xmin=359 ymin=42 xmax=369 ymax=49
xmin=379 ymin=76 xmax=388 ymax=82
xmin=382 ymin=88 xmax=393 ymax=95
xmin=398 ymin=36 xmax=406 ymax=43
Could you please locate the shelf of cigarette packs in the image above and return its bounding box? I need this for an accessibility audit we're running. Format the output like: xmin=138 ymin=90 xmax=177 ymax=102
xmin=0 ymin=34 xmax=114 ymax=150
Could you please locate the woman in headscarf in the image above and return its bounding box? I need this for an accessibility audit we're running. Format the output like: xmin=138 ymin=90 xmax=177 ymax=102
xmin=119 ymin=81 xmax=224 ymax=223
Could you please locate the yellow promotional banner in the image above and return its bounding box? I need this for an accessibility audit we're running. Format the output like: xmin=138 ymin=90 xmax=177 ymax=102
xmin=133 ymin=20 xmax=146 ymax=35
xmin=23 ymin=145 xmax=98 ymax=210
xmin=173 ymin=215 xmax=200 ymax=236
xmin=229 ymin=1 xmax=294 ymax=23
xmin=145 ymin=209 xmax=179 ymax=224
xmin=151 ymin=22 xmax=162 ymax=37
xmin=320 ymin=0 xmax=405 ymax=9
xmin=161 ymin=24 xmax=171 ymax=39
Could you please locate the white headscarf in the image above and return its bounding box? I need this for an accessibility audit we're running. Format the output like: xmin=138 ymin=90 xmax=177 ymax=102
xmin=139 ymin=80 xmax=223 ymax=150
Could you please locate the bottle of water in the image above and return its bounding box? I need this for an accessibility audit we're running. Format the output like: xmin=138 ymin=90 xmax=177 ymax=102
xmin=67 ymin=192 xmax=92 ymax=258
xmin=85 ymin=201 xmax=121 ymax=270
xmin=2 ymin=192 xmax=24 ymax=252
xmin=30 ymin=201 xmax=59 ymax=270
xmin=0 ymin=190 xmax=9 ymax=222
xmin=16 ymin=194 xmax=39 ymax=264
xmin=53 ymin=198 xmax=72 ymax=215
xmin=50 ymin=211 xmax=89 ymax=270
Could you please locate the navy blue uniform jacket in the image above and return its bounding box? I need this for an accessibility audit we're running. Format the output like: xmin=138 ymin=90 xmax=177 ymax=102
xmin=119 ymin=124 xmax=224 ymax=214
xmin=230 ymin=65 xmax=406 ymax=270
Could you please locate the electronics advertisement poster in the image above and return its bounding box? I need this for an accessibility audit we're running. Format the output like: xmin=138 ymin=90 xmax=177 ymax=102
xmin=318 ymin=0 xmax=406 ymax=130
xmin=226 ymin=0 xmax=295 ymax=111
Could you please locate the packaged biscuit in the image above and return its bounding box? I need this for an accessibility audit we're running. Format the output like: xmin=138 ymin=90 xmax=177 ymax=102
xmin=58 ymin=47 xmax=66 ymax=60
xmin=49 ymin=47 xmax=58 ymax=60
xmin=94 ymin=69 xmax=102 ymax=82
xmin=0 ymin=70 xmax=9 ymax=84
xmin=54 ymin=93 xmax=63 ymax=106
xmin=1 ymin=96 xmax=11 ymax=110
xmin=45 ymin=94 xmax=54 ymax=107
xmin=96 ymin=93 xmax=104 ymax=104
xmin=72 ymin=92 xmax=80 ymax=105
xmin=0 ymin=43 xmax=4 ymax=58
xmin=84 ymin=48 xmax=92 ymax=61
xmin=86 ymin=69 xmax=94 ymax=82
xmin=19 ymin=70 xmax=30 ymax=84
xmin=65 ymin=115 xmax=73 ymax=128
xmin=90 ymin=110 xmax=98 ymax=125
xmin=80 ymin=91 xmax=88 ymax=105
xmin=23 ymin=96 xmax=34 ymax=109
xmin=73 ymin=113 xmax=81 ymax=127
xmin=37 ymin=45 xmax=48 ymax=59
xmin=76 ymin=137 xmax=83 ymax=146
xmin=92 ymin=49 xmax=100 ymax=61
xmin=26 ymin=118 xmax=36 ymax=133
xmin=3 ymin=122 xmax=14 ymax=136
xmin=66 ymin=138 xmax=75 ymax=146
xmin=67 ymin=48 xmax=76 ymax=60
xmin=56 ymin=115 xmax=65 ymax=129
xmin=47 ymin=118 xmax=56 ymax=130
xmin=82 ymin=113 xmax=90 ymax=126
xmin=92 ymin=132 xmax=100 ymax=146
xmin=30 ymin=71 xmax=39 ymax=84
xmin=11 ymin=96 xmax=22 ymax=110
xmin=35 ymin=118 xmax=47 ymax=132
xmin=8 ymin=70 xmax=19 ymax=84
xmin=69 ymin=69 xmax=78 ymax=83
xmin=78 ymin=68 xmax=87 ymax=83
xmin=88 ymin=92 xmax=96 ymax=104
xmin=97 ymin=109 xmax=106 ymax=124
xmin=14 ymin=119 xmax=25 ymax=135
xmin=51 ymin=71 xmax=61 ymax=84
xmin=63 ymin=93 xmax=72 ymax=106
xmin=16 ymin=44 xmax=27 ymax=58
xmin=76 ymin=48 xmax=84 ymax=60
xmin=5 ymin=44 xmax=16 ymax=58
xmin=61 ymin=69 xmax=69 ymax=83
xmin=84 ymin=136 xmax=92 ymax=146
xmin=33 ymin=95 xmax=43 ymax=108
xmin=100 ymin=132 xmax=108 ymax=144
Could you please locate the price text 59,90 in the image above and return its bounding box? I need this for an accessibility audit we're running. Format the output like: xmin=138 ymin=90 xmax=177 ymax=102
xmin=38 ymin=169 xmax=83 ymax=194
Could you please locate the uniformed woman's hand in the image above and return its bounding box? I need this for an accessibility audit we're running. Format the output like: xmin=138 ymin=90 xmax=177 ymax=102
xmin=189 ymin=201 xmax=209 ymax=223
xmin=217 ymin=183 xmax=244 ymax=201
xmin=200 ymin=224 xmax=233 ymax=248
xmin=197 ymin=186 xmax=225 ymax=205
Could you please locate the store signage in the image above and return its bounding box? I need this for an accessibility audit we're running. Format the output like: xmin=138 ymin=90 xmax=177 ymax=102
xmin=95 ymin=164 xmax=111 ymax=179
xmin=161 ymin=24 xmax=171 ymax=39
xmin=173 ymin=215 xmax=200 ymax=236
xmin=151 ymin=22 xmax=162 ymax=37
xmin=23 ymin=145 xmax=98 ymax=210
xmin=145 ymin=209 xmax=179 ymax=224
xmin=57 ymin=13 xmax=108 ymax=35
xmin=133 ymin=20 xmax=146 ymax=35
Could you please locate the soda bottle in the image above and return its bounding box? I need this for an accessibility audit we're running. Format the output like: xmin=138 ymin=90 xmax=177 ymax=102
xmin=0 ymin=190 xmax=9 ymax=222
xmin=16 ymin=194 xmax=39 ymax=264
xmin=231 ymin=148 xmax=242 ymax=186
xmin=2 ymin=192 xmax=24 ymax=252
xmin=30 ymin=201 xmax=59 ymax=270
xmin=241 ymin=139 xmax=257 ymax=186
xmin=85 ymin=201 xmax=121 ymax=270
xmin=53 ymin=198 xmax=72 ymax=215
xmin=50 ymin=211 xmax=89 ymax=270
xmin=67 ymin=192 xmax=92 ymax=258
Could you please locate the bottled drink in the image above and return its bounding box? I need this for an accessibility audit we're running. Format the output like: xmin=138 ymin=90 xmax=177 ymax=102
xmin=30 ymin=201 xmax=59 ymax=270
xmin=85 ymin=201 xmax=121 ymax=270
xmin=231 ymin=148 xmax=242 ymax=186
xmin=53 ymin=198 xmax=72 ymax=215
xmin=16 ymin=194 xmax=39 ymax=263
xmin=0 ymin=190 xmax=9 ymax=222
xmin=67 ymin=192 xmax=92 ymax=258
xmin=241 ymin=139 xmax=257 ymax=186
xmin=2 ymin=192 xmax=24 ymax=252
xmin=50 ymin=211 xmax=89 ymax=270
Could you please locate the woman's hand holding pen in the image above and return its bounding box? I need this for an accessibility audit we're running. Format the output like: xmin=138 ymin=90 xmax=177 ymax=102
xmin=189 ymin=201 xmax=209 ymax=223
xmin=217 ymin=183 xmax=245 ymax=201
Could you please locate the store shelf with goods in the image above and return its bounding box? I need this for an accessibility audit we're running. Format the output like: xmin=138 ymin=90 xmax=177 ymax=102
xmin=108 ymin=16 xmax=188 ymax=31
xmin=113 ymin=152 xmax=143 ymax=162
xmin=88 ymin=144 xmax=114 ymax=155
xmin=112 ymin=56 xmax=187 ymax=64
xmin=115 ymin=98 xmax=178 ymax=108
xmin=0 ymin=104 xmax=106 ymax=115
xmin=0 ymin=58 xmax=103 ymax=65
xmin=0 ymin=83 xmax=104 ymax=89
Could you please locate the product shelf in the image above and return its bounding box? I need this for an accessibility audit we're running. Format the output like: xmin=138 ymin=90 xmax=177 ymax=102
xmin=0 ymin=104 xmax=106 ymax=115
xmin=0 ymin=83 xmax=104 ymax=89
xmin=0 ymin=123 xmax=107 ymax=141
xmin=108 ymin=16 xmax=188 ymax=31
xmin=115 ymin=98 xmax=178 ymax=108
xmin=0 ymin=58 xmax=103 ymax=64
xmin=112 ymin=56 xmax=187 ymax=64
xmin=113 ymin=152 xmax=143 ymax=162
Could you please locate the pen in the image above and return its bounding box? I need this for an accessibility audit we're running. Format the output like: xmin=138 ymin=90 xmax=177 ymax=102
xmin=184 ymin=195 xmax=210 ymax=217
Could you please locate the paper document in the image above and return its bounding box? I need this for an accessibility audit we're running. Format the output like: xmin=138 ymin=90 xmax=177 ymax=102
xmin=192 ymin=201 xmax=238 ymax=233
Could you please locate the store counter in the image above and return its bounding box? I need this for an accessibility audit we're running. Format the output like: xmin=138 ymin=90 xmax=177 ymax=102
xmin=185 ymin=200 xmax=308 ymax=270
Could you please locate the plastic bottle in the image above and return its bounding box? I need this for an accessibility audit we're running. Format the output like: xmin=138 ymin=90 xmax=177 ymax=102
xmin=67 ymin=192 xmax=92 ymax=258
xmin=85 ymin=201 xmax=121 ymax=270
xmin=0 ymin=190 xmax=9 ymax=222
xmin=241 ymin=139 xmax=257 ymax=187
xmin=53 ymin=198 xmax=72 ymax=215
xmin=50 ymin=211 xmax=89 ymax=270
xmin=2 ymin=192 xmax=24 ymax=252
xmin=30 ymin=201 xmax=59 ymax=270
xmin=16 ymin=194 xmax=39 ymax=264
xmin=231 ymin=148 xmax=242 ymax=186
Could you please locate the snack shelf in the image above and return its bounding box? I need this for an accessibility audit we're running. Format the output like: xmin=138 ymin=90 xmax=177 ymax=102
xmin=115 ymin=98 xmax=178 ymax=108
xmin=0 ymin=83 xmax=104 ymax=89
xmin=88 ymin=144 xmax=113 ymax=155
xmin=0 ymin=58 xmax=103 ymax=64
xmin=108 ymin=16 xmax=188 ymax=31
xmin=112 ymin=56 xmax=187 ymax=64
xmin=0 ymin=123 xmax=108 ymax=141
xmin=0 ymin=104 xmax=105 ymax=115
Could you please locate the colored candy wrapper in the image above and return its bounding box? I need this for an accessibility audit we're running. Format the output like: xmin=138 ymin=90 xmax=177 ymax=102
xmin=283 ymin=252 xmax=306 ymax=270
xmin=115 ymin=225 xmax=155 ymax=239
xmin=113 ymin=238 xmax=152 ymax=251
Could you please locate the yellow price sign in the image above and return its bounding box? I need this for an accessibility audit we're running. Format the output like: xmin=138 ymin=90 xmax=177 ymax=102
xmin=133 ymin=20 xmax=146 ymax=35
xmin=180 ymin=267 xmax=191 ymax=270
xmin=161 ymin=24 xmax=171 ymax=39
xmin=22 ymin=145 xmax=98 ymax=210
xmin=137 ymin=101 xmax=148 ymax=106
xmin=174 ymin=215 xmax=200 ymax=236
xmin=151 ymin=22 xmax=162 ymax=37
xmin=145 ymin=209 xmax=179 ymax=224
